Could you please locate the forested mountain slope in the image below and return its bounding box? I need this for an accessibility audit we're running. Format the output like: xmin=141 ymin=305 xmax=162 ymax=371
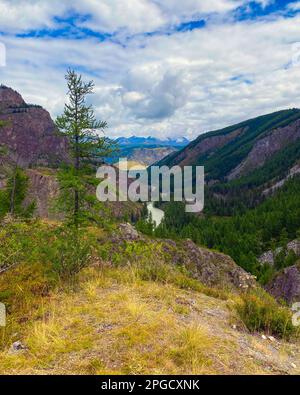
xmin=150 ymin=110 xmax=300 ymax=287
xmin=159 ymin=109 xmax=300 ymax=185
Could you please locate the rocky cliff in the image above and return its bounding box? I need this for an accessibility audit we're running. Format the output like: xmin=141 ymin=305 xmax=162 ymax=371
xmin=23 ymin=168 xmax=143 ymax=221
xmin=228 ymin=119 xmax=300 ymax=180
xmin=0 ymin=86 xmax=68 ymax=167
xmin=24 ymin=168 xmax=60 ymax=219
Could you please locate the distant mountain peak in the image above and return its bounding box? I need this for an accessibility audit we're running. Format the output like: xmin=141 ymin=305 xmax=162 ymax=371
xmin=0 ymin=85 xmax=25 ymax=109
xmin=115 ymin=135 xmax=190 ymax=148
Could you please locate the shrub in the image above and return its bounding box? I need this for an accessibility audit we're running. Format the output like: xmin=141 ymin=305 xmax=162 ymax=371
xmin=0 ymin=169 xmax=35 ymax=219
xmin=47 ymin=226 xmax=92 ymax=281
xmin=235 ymin=289 xmax=298 ymax=340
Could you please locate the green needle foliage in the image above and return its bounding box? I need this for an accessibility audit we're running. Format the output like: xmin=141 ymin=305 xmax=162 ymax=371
xmin=0 ymin=168 xmax=35 ymax=219
xmin=56 ymin=69 xmax=116 ymax=228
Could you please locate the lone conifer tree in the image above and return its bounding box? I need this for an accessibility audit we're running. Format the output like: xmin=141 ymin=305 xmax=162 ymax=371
xmin=56 ymin=69 xmax=114 ymax=227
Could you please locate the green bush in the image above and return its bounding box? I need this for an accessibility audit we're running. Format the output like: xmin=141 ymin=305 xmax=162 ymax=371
xmin=0 ymin=169 xmax=35 ymax=219
xmin=235 ymin=289 xmax=298 ymax=340
xmin=47 ymin=226 xmax=93 ymax=280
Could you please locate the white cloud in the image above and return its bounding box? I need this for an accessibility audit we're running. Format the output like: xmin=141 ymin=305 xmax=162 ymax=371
xmin=75 ymin=0 xmax=165 ymax=34
xmin=0 ymin=1 xmax=300 ymax=140
xmin=120 ymin=66 xmax=190 ymax=119
xmin=288 ymin=1 xmax=300 ymax=11
xmin=0 ymin=0 xmax=65 ymax=33
xmin=0 ymin=0 xmax=275 ymax=35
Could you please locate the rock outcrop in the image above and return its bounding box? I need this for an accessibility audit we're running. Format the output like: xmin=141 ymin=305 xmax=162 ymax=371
xmin=118 ymin=223 xmax=140 ymax=241
xmin=113 ymin=225 xmax=257 ymax=291
xmin=22 ymin=169 xmax=143 ymax=221
xmin=174 ymin=239 xmax=257 ymax=290
xmin=258 ymin=240 xmax=300 ymax=266
xmin=0 ymin=86 xmax=68 ymax=167
xmin=228 ymin=119 xmax=300 ymax=180
xmin=24 ymin=168 xmax=60 ymax=219
xmin=266 ymin=263 xmax=300 ymax=304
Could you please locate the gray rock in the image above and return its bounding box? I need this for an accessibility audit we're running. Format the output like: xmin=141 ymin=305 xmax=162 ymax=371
xmin=266 ymin=264 xmax=300 ymax=304
xmin=287 ymin=240 xmax=300 ymax=256
xmin=258 ymin=240 xmax=300 ymax=266
xmin=118 ymin=223 xmax=140 ymax=241
xmin=259 ymin=250 xmax=276 ymax=266
xmin=9 ymin=341 xmax=28 ymax=354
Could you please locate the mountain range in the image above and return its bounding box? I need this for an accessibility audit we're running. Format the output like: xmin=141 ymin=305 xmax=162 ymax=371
xmin=115 ymin=136 xmax=189 ymax=147
xmin=113 ymin=136 xmax=190 ymax=166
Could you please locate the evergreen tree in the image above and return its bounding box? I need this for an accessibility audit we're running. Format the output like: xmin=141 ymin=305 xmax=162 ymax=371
xmin=56 ymin=69 xmax=115 ymax=227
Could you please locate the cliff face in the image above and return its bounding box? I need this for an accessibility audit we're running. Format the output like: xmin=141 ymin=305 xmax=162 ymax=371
xmin=0 ymin=86 xmax=68 ymax=167
xmin=23 ymin=168 xmax=143 ymax=221
xmin=24 ymin=169 xmax=60 ymax=219
xmin=228 ymin=119 xmax=300 ymax=180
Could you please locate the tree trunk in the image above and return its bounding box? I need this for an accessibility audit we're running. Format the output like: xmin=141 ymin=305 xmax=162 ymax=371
xmin=10 ymin=165 xmax=17 ymax=215
xmin=74 ymin=94 xmax=80 ymax=228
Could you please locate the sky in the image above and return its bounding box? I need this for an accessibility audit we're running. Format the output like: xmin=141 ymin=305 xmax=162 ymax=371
xmin=0 ymin=0 xmax=300 ymax=140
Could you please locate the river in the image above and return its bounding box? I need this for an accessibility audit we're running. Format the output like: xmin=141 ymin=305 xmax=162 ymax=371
xmin=147 ymin=202 xmax=164 ymax=227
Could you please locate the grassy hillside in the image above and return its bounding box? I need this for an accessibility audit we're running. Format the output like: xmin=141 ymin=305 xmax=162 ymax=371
xmin=0 ymin=219 xmax=299 ymax=375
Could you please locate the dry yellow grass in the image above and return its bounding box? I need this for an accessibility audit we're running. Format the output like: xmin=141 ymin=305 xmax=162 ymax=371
xmin=1 ymin=266 xmax=300 ymax=375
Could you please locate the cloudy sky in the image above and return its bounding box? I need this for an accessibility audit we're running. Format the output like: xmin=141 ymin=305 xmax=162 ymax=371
xmin=0 ymin=0 xmax=300 ymax=140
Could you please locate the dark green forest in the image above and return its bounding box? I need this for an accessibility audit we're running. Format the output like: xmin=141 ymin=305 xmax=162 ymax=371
xmin=144 ymin=176 xmax=300 ymax=284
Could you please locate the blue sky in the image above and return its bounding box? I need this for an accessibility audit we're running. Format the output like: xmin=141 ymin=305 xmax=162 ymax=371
xmin=0 ymin=0 xmax=300 ymax=139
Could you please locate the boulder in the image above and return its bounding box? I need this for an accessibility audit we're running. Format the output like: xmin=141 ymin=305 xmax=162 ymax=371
xmin=117 ymin=223 xmax=140 ymax=241
xmin=9 ymin=340 xmax=28 ymax=354
xmin=266 ymin=263 xmax=300 ymax=304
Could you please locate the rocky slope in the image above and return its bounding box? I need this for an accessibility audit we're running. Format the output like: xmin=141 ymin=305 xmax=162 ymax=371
xmin=0 ymin=86 xmax=68 ymax=167
xmin=22 ymin=168 xmax=143 ymax=221
xmin=125 ymin=146 xmax=177 ymax=166
xmin=112 ymin=223 xmax=256 ymax=291
xmin=228 ymin=119 xmax=300 ymax=180
xmin=259 ymin=240 xmax=300 ymax=267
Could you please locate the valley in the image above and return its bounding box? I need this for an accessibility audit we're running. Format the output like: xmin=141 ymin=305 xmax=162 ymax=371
xmin=111 ymin=136 xmax=189 ymax=167
xmin=1 ymin=0 xmax=300 ymax=381
xmin=1 ymin=83 xmax=300 ymax=376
